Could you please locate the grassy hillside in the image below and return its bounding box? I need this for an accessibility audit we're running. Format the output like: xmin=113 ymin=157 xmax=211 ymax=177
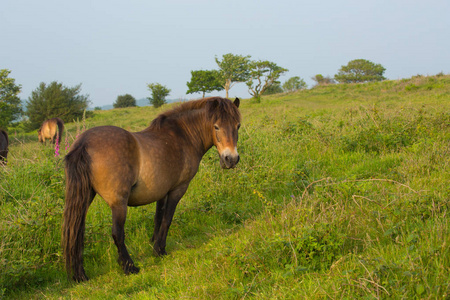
xmin=1 ymin=74 xmax=449 ymax=299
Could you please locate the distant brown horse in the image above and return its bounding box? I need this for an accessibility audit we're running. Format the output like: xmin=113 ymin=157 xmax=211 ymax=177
xmin=63 ymin=97 xmax=241 ymax=281
xmin=0 ymin=129 xmax=8 ymax=165
xmin=38 ymin=118 xmax=64 ymax=144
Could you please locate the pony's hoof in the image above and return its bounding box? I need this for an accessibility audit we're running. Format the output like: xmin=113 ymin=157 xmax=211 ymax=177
xmin=122 ymin=261 xmax=140 ymax=275
xmin=153 ymin=249 xmax=167 ymax=256
xmin=153 ymin=244 xmax=167 ymax=256
xmin=124 ymin=265 xmax=140 ymax=275
xmin=130 ymin=265 xmax=140 ymax=274
xmin=73 ymin=273 xmax=89 ymax=282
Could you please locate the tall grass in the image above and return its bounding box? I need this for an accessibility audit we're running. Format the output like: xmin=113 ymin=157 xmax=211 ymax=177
xmin=1 ymin=74 xmax=449 ymax=299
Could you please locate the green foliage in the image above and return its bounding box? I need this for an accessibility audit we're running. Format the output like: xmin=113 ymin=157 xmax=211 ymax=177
xmin=246 ymin=60 xmax=288 ymax=102
xmin=113 ymin=94 xmax=136 ymax=108
xmin=215 ymin=53 xmax=251 ymax=98
xmin=263 ymin=82 xmax=283 ymax=95
xmin=147 ymin=83 xmax=171 ymax=108
xmin=1 ymin=74 xmax=450 ymax=299
xmin=25 ymin=82 xmax=91 ymax=130
xmin=0 ymin=151 xmax=65 ymax=294
xmin=186 ymin=70 xmax=224 ymax=98
xmin=311 ymin=74 xmax=335 ymax=86
xmin=283 ymin=76 xmax=307 ymax=93
xmin=404 ymin=75 xmax=447 ymax=91
xmin=335 ymin=59 xmax=386 ymax=83
xmin=0 ymin=69 xmax=23 ymax=129
xmin=265 ymin=222 xmax=346 ymax=273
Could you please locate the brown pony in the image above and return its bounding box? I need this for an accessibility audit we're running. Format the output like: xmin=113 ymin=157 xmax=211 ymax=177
xmin=63 ymin=97 xmax=241 ymax=281
xmin=38 ymin=118 xmax=64 ymax=144
xmin=0 ymin=129 xmax=8 ymax=165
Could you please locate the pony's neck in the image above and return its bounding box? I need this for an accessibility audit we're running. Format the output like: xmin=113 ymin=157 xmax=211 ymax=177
xmin=146 ymin=103 xmax=216 ymax=157
xmin=177 ymin=110 xmax=214 ymax=156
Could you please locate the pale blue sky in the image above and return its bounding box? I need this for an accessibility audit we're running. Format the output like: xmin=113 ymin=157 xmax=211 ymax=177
xmin=2 ymin=0 xmax=449 ymax=107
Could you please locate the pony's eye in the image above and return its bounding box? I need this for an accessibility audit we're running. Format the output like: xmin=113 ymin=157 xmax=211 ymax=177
xmin=214 ymin=125 xmax=219 ymax=131
xmin=237 ymin=123 xmax=241 ymax=130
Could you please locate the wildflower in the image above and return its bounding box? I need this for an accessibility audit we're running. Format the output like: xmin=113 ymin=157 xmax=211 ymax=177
xmin=65 ymin=133 xmax=70 ymax=151
xmin=55 ymin=136 xmax=60 ymax=157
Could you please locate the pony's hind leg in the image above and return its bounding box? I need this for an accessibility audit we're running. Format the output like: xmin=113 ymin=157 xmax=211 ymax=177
xmin=111 ymin=203 xmax=140 ymax=275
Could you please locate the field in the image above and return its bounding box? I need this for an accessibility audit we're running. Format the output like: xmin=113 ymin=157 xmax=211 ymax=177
xmin=1 ymin=74 xmax=449 ymax=299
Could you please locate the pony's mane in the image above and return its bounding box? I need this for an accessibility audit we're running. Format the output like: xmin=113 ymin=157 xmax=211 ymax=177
xmin=149 ymin=97 xmax=240 ymax=130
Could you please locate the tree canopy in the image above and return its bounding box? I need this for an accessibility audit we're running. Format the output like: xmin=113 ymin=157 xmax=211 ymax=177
xmin=186 ymin=70 xmax=224 ymax=98
xmin=312 ymin=74 xmax=335 ymax=86
xmin=263 ymin=82 xmax=283 ymax=95
xmin=246 ymin=60 xmax=288 ymax=102
xmin=113 ymin=94 xmax=136 ymax=108
xmin=0 ymin=69 xmax=22 ymax=129
xmin=25 ymin=81 xmax=91 ymax=130
xmin=334 ymin=59 xmax=386 ymax=83
xmin=215 ymin=53 xmax=251 ymax=98
xmin=147 ymin=83 xmax=170 ymax=108
xmin=283 ymin=76 xmax=307 ymax=93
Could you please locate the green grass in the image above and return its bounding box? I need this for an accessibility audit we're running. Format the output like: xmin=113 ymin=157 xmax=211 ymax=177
xmin=1 ymin=74 xmax=450 ymax=299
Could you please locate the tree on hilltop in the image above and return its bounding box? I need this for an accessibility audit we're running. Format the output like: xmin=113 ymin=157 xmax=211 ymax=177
xmin=312 ymin=74 xmax=335 ymax=86
xmin=114 ymin=94 xmax=136 ymax=108
xmin=215 ymin=53 xmax=251 ymax=98
xmin=263 ymin=82 xmax=283 ymax=95
xmin=334 ymin=59 xmax=386 ymax=83
xmin=246 ymin=60 xmax=288 ymax=102
xmin=147 ymin=83 xmax=170 ymax=108
xmin=186 ymin=70 xmax=223 ymax=98
xmin=283 ymin=76 xmax=307 ymax=93
xmin=0 ymin=69 xmax=22 ymax=129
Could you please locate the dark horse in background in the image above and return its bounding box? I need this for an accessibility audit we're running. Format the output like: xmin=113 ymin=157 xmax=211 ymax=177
xmin=0 ymin=129 xmax=8 ymax=165
xmin=38 ymin=118 xmax=64 ymax=144
xmin=63 ymin=97 xmax=241 ymax=281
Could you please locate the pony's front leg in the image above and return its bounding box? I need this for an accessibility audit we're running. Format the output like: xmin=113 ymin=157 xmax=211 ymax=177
xmin=151 ymin=196 xmax=167 ymax=245
xmin=111 ymin=204 xmax=140 ymax=275
xmin=153 ymin=185 xmax=188 ymax=256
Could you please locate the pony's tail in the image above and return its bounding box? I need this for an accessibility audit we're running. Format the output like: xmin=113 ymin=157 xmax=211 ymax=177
xmin=56 ymin=118 xmax=64 ymax=144
xmin=63 ymin=142 xmax=93 ymax=281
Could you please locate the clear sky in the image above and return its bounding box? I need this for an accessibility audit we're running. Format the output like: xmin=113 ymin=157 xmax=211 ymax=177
xmin=2 ymin=0 xmax=449 ymax=107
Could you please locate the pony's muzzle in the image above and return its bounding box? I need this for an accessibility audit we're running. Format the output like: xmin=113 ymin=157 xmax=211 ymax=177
xmin=220 ymin=149 xmax=240 ymax=169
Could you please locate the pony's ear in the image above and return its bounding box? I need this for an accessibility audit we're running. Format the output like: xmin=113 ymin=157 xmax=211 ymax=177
xmin=233 ymin=97 xmax=240 ymax=108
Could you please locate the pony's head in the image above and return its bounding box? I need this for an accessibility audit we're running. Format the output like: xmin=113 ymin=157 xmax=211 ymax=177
xmin=207 ymin=97 xmax=241 ymax=169
xmin=37 ymin=129 xmax=43 ymax=143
